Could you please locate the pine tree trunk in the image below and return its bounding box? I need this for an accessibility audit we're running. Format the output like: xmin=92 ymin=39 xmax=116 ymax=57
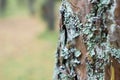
xmin=54 ymin=0 xmax=120 ymax=80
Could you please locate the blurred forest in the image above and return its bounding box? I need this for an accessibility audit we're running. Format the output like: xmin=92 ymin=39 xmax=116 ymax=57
xmin=0 ymin=0 xmax=60 ymax=80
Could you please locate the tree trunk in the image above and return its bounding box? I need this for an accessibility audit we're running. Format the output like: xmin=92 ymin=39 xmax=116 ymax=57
xmin=42 ymin=0 xmax=55 ymax=31
xmin=54 ymin=0 xmax=120 ymax=80
xmin=0 ymin=0 xmax=7 ymax=12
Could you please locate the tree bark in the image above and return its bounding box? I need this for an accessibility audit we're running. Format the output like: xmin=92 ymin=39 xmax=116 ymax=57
xmin=54 ymin=0 xmax=120 ymax=80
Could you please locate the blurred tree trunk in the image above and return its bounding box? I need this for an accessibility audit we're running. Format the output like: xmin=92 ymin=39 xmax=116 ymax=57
xmin=28 ymin=0 xmax=36 ymax=16
xmin=0 ymin=0 xmax=7 ymax=12
xmin=54 ymin=0 xmax=120 ymax=80
xmin=47 ymin=0 xmax=54 ymax=31
xmin=42 ymin=0 xmax=55 ymax=31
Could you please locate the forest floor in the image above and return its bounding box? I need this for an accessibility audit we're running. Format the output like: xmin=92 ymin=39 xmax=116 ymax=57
xmin=0 ymin=16 xmax=58 ymax=80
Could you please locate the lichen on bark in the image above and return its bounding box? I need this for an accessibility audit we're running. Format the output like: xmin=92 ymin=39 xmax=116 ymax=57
xmin=53 ymin=0 xmax=120 ymax=80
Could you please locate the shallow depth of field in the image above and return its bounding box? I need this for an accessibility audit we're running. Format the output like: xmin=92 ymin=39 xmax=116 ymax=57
xmin=0 ymin=0 xmax=60 ymax=80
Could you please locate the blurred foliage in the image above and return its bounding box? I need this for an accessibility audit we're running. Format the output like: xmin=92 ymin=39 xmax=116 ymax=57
xmin=0 ymin=0 xmax=40 ymax=18
xmin=0 ymin=0 xmax=61 ymax=18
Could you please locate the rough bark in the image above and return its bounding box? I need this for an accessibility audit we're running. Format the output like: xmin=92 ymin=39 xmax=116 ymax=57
xmin=54 ymin=0 xmax=120 ymax=80
xmin=105 ymin=0 xmax=120 ymax=80
xmin=111 ymin=0 xmax=120 ymax=48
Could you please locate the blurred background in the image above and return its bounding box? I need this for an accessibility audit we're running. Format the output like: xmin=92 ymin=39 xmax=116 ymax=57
xmin=0 ymin=0 xmax=60 ymax=80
